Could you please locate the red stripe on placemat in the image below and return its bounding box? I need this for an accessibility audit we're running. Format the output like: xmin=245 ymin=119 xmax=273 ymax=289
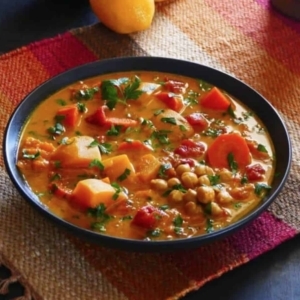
xmin=28 ymin=32 xmax=98 ymax=77
xmin=257 ymin=0 xmax=300 ymax=33
xmin=70 ymin=211 xmax=296 ymax=299
xmin=205 ymin=0 xmax=300 ymax=75
xmin=228 ymin=211 xmax=297 ymax=259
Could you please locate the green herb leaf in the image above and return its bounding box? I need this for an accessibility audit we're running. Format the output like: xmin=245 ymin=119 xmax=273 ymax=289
xmin=157 ymin=163 xmax=172 ymax=179
xmin=227 ymin=152 xmax=238 ymax=173
xmin=117 ymin=168 xmax=131 ymax=181
xmin=199 ymin=80 xmax=212 ymax=92
xmin=203 ymin=128 xmax=222 ymax=137
xmin=151 ymin=130 xmax=171 ymax=145
xmin=205 ymin=218 xmax=214 ymax=233
xmin=227 ymin=105 xmax=236 ymax=118
xmin=207 ymin=175 xmax=220 ymax=186
xmin=88 ymin=140 xmax=112 ymax=155
xmin=184 ymin=90 xmax=199 ymax=106
xmin=89 ymin=159 xmax=104 ymax=171
xmin=111 ymin=182 xmax=122 ymax=200
xmin=147 ymin=228 xmax=161 ymax=238
xmin=254 ymin=183 xmax=272 ymax=196
xmin=22 ymin=150 xmax=40 ymax=160
xmin=101 ymin=80 xmax=119 ymax=110
xmin=161 ymin=117 xmax=177 ymax=125
xmin=241 ymin=174 xmax=248 ymax=184
xmin=77 ymin=102 xmax=86 ymax=113
xmin=47 ymin=122 xmax=65 ymax=135
xmin=158 ymin=204 xmax=169 ymax=211
xmin=257 ymin=144 xmax=268 ymax=153
xmin=123 ymin=76 xmax=143 ymax=100
xmin=121 ymin=215 xmax=133 ymax=221
xmin=56 ymin=99 xmax=67 ymax=106
xmin=106 ymin=125 xmax=122 ymax=136
xmin=153 ymin=109 xmax=164 ymax=116
xmin=233 ymin=202 xmax=242 ymax=210
xmin=179 ymin=125 xmax=187 ymax=132
xmin=74 ymin=87 xmax=99 ymax=101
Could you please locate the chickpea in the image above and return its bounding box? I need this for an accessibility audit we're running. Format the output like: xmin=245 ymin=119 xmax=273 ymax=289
xmin=218 ymin=168 xmax=233 ymax=182
xmin=194 ymin=164 xmax=215 ymax=176
xmin=150 ymin=179 xmax=168 ymax=191
xmin=216 ymin=190 xmax=233 ymax=204
xmin=176 ymin=163 xmax=191 ymax=176
xmin=198 ymin=175 xmax=211 ymax=186
xmin=169 ymin=189 xmax=184 ymax=202
xmin=210 ymin=202 xmax=223 ymax=216
xmin=181 ymin=172 xmax=198 ymax=188
xmin=196 ymin=186 xmax=215 ymax=204
xmin=229 ymin=186 xmax=250 ymax=200
xmin=185 ymin=201 xmax=202 ymax=215
xmin=183 ymin=189 xmax=197 ymax=202
xmin=167 ymin=177 xmax=181 ymax=188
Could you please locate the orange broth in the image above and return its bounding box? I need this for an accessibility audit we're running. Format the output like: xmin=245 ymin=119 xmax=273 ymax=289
xmin=17 ymin=71 xmax=275 ymax=240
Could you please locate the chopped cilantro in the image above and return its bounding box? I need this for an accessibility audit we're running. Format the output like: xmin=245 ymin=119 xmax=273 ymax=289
xmin=158 ymin=204 xmax=169 ymax=211
xmin=106 ymin=125 xmax=122 ymax=136
xmin=123 ymin=76 xmax=144 ymax=100
xmin=227 ymin=105 xmax=236 ymax=118
xmin=205 ymin=218 xmax=214 ymax=233
xmin=101 ymin=80 xmax=119 ymax=110
xmin=173 ymin=214 xmax=183 ymax=227
xmin=56 ymin=99 xmax=67 ymax=106
xmin=157 ymin=163 xmax=172 ymax=179
xmin=47 ymin=122 xmax=65 ymax=135
xmin=227 ymin=152 xmax=238 ymax=173
xmin=89 ymin=159 xmax=104 ymax=171
xmin=117 ymin=168 xmax=131 ymax=181
xmin=179 ymin=125 xmax=187 ymax=132
xmin=199 ymin=80 xmax=212 ymax=91
xmin=203 ymin=128 xmax=222 ymax=137
xmin=154 ymin=109 xmax=164 ymax=116
xmin=151 ymin=130 xmax=171 ymax=145
xmin=77 ymin=102 xmax=86 ymax=113
xmin=147 ymin=228 xmax=161 ymax=238
xmin=22 ymin=149 xmax=40 ymax=160
xmin=207 ymin=175 xmax=220 ymax=186
xmin=257 ymin=144 xmax=268 ymax=153
xmin=241 ymin=174 xmax=248 ymax=184
xmin=88 ymin=140 xmax=112 ymax=154
xmin=73 ymin=87 xmax=99 ymax=101
xmin=234 ymin=202 xmax=242 ymax=210
xmin=111 ymin=182 xmax=122 ymax=200
xmin=254 ymin=183 xmax=272 ymax=196
xmin=161 ymin=117 xmax=177 ymax=125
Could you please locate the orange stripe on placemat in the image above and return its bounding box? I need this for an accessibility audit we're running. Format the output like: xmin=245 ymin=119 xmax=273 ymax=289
xmin=0 ymin=49 xmax=49 ymax=105
xmin=156 ymin=1 xmax=300 ymax=120
xmin=205 ymin=0 xmax=300 ymax=75
xmin=70 ymin=234 xmax=247 ymax=300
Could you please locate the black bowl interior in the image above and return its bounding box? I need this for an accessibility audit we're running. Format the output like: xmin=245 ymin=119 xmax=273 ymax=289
xmin=3 ymin=57 xmax=292 ymax=252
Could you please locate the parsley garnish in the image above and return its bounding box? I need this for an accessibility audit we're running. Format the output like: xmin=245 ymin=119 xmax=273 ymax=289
xmin=88 ymin=140 xmax=112 ymax=154
xmin=88 ymin=203 xmax=111 ymax=232
xmin=227 ymin=152 xmax=238 ymax=173
xmin=184 ymin=90 xmax=199 ymax=106
xmin=117 ymin=168 xmax=131 ymax=181
xmin=257 ymin=144 xmax=268 ymax=153
xmin=101 ymin=80 xmax=119 ymax=110
xmin=205 ymin=218 xmax=214 ymax=233
xmin=89 ymin=159 xmax=104 ymax=171
xmin=111 ymin=182 xmax=122 ymax=200
xmin=106 ymin=125 xmax=122 ymax=136
xmin=77 ymin=102 xmax=86 ymax=113
xmin=123 ymin=76 xmax=143 ymax=100
xmin=203 ymin=128 xmax=222 ymax=137
xmin=47 ymin=122 xmax=65 ymax=135
xmin=157 ymin=163 xmax=172 ymax=179
xmin=147 ymin=228 xmax=161 ymax=238
xmin=158 ymin=204 xmax=169 ymax=211
xmin=161 ymin=117 xmax=177 ymax=125
xmin=254 ymin=183 xmax=272 ymax=196
xmin=179 ymin=125 xmax=187 ymax=132
xmin=207 ymin=175 xmax=220 ymax=186
xmin=173 ymin=215 xmax=183 ymax=226
xmin=22 ymin=150 xmax=40 ymax=160
xmin=56 ymin=99 xmax=67 ymax=106
xmin=227 ymin=105 xmax=236 ymax=118
xmin=154 ymin=109 xmax=164 ymax=116
xmin=73 ymin=87 xmax=99 ymax=101
xmin=151 ymin=130 xmax=171 ymax=145
xmin=163 ymin=184 xmax=187 ymax=197
xmin=199 ymin=80 xmax=212 ymax=91
xmin=241 ymin=174 xmax=248 ymax=184
xmin=121 ymin=215 xmax=133 ymax=221
xmin=234 ymin=202 xmax=242 ymax=210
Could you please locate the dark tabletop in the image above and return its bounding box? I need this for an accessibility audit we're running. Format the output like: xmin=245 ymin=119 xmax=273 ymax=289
xmin=1 ymin=0 xmax=300 ymax=299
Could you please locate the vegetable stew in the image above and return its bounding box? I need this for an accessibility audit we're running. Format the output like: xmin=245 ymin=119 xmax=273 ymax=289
xmin=17 ymin=71 xmax=275 ymax=241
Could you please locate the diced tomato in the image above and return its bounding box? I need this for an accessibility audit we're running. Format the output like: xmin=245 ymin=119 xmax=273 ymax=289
xmin=185 ymin=113 xmax=209 ymax=131
xmin=177 ymin=158 xmax=196 ymax=167
xmin=164 ymin=79 xmax=187 ymax=94
xmin=118 ymin=140 xmax=153 ymax=152
xmin=56 ymin=104 xmax=79 ymax=127
xmin=174 ymin=139 xmax=206 ymax=158
xmin=131 ymin=205 xmax=160 ymax=229
xmin=245 ymin=164 xmax=265 ymax=181
xmin=85 ymin=106 xmax=107 ymax=126
xmin=156 ymin=92 xmax=184 ymax=112
xmin=200 ymin=87 xmax=231 ymax=111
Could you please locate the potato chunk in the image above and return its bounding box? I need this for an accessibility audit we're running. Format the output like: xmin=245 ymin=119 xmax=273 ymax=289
xmin=71 ymin=178 xmax=128 ymax=209
xmin=102 ymin=154 xmax=135 ymax=182
xmin=150 ymin=109 xmax=194 ymax=142
xmin=51 ymin=136 xmax=101 ymax=168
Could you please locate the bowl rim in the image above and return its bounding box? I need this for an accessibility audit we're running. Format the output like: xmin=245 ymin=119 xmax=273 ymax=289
xmin=3 ymin=56 xmax=292 ymax=251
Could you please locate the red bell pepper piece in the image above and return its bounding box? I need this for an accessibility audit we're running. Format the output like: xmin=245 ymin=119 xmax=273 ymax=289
xmin=56 ymin=104 xmax=79 ymax=127
xmin=156 ymin=92 xmax=184 ymax=112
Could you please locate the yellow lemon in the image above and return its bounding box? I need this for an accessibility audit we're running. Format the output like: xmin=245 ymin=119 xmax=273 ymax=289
xmin=89 ymin=0 xmax=155 ymax=34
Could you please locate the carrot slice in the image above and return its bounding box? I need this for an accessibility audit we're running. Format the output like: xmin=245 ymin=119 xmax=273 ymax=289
xmin=206 ymin=133 xmax=251 ymax=169
xmin=56 ymin=104 xmax=79 ymax=127
xmin=200 ymin=87 xmax=231 ymax=111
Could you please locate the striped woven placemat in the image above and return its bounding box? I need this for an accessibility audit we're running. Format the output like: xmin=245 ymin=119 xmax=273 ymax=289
xmin=1 ymin=1 xmax=300 ymax=299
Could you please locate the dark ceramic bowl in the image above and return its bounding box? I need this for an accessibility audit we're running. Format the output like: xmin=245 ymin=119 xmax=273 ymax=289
xmin=3 ymin=57 xmax=292 ymax=252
